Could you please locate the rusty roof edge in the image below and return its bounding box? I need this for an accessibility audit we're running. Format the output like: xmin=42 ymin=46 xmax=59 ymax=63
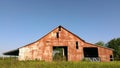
xmin=19 ymin=25 xmax=86 ymax=48
xmin=85 ymin=42 xmax=114 ymax=51
xmin=60 ymin=25 xmax=86 ymax=42
xmin=19 ymin=26 xmax=60 ymax=48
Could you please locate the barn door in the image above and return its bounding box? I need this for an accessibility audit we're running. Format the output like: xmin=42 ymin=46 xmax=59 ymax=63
xmin=52 ymin=46 xmax=68 ymax=61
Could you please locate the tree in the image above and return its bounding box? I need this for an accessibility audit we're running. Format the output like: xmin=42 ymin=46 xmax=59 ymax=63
xmin=107 ymin=38 xmax=120 ymax=60
xmin=95 ymin=41 xmax=105 ymax=46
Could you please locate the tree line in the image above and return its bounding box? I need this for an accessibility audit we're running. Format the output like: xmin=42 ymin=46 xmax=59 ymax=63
xmin=95 ymin=38 xmax=120 ymax=60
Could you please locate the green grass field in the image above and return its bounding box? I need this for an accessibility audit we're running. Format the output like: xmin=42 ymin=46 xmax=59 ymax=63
xmin=0 ymin=58 xmax=120 ymax=68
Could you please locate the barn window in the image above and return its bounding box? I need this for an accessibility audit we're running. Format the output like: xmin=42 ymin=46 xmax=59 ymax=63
xmin=58 ymin=26 xmax=61 ymax=31
xmin=76 ymin=41 xmax=79 ymax=49
xmin=56 ymin=32 xmax=59 ymax=38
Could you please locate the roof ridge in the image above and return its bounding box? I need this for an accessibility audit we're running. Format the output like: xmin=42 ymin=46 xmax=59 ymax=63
xmin=20 ymin=25 xmax=85 ymax=48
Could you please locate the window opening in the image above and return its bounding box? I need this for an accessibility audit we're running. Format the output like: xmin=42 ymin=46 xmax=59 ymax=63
xmin=56 ymin=32 xmax=59 ymax=38
xmin=76 ymin=41 xmax=78 ymax=49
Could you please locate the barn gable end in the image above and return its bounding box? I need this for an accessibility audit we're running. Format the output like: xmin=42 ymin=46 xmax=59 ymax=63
xmin=3 ymin=26 xmax=113 ymax=62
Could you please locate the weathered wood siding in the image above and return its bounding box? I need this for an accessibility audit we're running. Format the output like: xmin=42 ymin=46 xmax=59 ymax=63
xmin=18 ymin=26 xmax=113 ymax=62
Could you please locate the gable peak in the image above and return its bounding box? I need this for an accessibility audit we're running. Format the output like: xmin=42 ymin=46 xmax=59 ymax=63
xmin=58 ymin=25 xmax=62 ymax=28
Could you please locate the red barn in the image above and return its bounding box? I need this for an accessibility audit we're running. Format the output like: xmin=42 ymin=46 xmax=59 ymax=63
xmin=4 ymin=26 xmax=113 ymax=62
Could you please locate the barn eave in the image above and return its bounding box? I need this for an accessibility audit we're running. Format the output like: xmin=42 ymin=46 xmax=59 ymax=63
xmin=3 ymin=48 xmax=19 ymax=56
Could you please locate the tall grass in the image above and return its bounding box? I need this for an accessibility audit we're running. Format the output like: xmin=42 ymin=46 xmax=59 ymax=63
xmin=0 ymin=58 xmax=120 ymax=68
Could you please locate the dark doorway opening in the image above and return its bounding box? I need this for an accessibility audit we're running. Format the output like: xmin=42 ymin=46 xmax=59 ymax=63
xmin=110 ymin=55 xmax=113 ymax=61
xmin=53 ymin=46 xmax=68 ymax=61
xmin=83 ymin=47 xmax=98 ymax=57
xmin=3 ymin=49 xmax=19 ymax=56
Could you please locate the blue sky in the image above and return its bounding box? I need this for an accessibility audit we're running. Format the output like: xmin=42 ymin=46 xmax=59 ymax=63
xmin=0 ymin=0 xmax=120 ymax=56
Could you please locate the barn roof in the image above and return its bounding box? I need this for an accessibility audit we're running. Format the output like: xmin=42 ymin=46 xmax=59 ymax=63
xmin=20 ymin=25 xmax=85 ymax=48
xmin=86 ymin=42 xmax=114 ymax=51
xmin=3 ymin=25 xmax=113 ymax=56
xmin=3 ymin=48 xmax=19 ymax=56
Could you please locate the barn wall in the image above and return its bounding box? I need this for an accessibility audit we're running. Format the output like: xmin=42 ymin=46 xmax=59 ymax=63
xmin=19 ymin=27 xmax=85 ymax=61
xmin=19 ymin=41 xmax=44 ymax=60
xmin=98 ymin=47 xmax=113 ymax=62
xmin=82 ymin=43 xmax=113 ymax=62
xmin=18 ymin=27 xmax=113 ymax=62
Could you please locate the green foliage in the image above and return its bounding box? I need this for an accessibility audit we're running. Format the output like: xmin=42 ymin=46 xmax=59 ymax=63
xmin=82 ymin=58 xmax=91 ymax=62
xmin=107 ymin=38 xmax=120 ymax=60
xmin=0 ymin=59 xmax=120 ymax=68
xmin=53 ymin=47 xmax=67 ymax=61
xmin=53 ymin=53 xmax=65 ymax=61
xmin=95 ymin=41 xmax=105 ymax=46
